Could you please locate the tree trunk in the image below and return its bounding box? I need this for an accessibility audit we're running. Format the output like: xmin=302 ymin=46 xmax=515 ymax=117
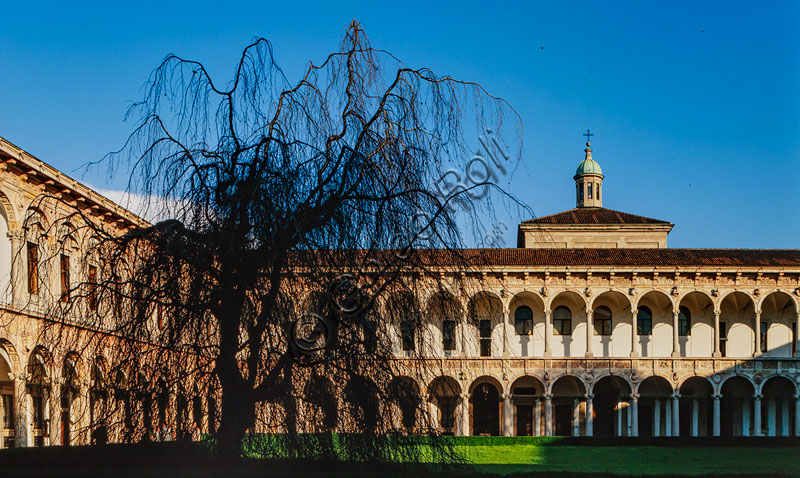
xmin=217 ymin=387 xmax=255 ymax=460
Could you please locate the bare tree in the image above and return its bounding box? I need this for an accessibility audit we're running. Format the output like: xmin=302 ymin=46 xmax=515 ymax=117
xmin=30 ymin=20 xmax=522 ymax=460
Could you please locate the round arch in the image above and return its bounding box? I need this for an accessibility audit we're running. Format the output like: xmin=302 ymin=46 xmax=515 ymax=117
xmin=0 ymin=189 xmax=17 ymax=229
xmin=719 ymin=292 xmax=757 ymax=358
xmin=387 ymin=376 xmax=422 ymax=433
xmin=679 ymin=376 xmax=714 ymax=436
xmin=591 ymin=375 xmax=632 ymax=436
xmin=720 ymin=375 xmax=755 ymax=436
xmin=636 ymin=375 xmax=674 ymax=437
xmin=469 ymin=375 xmax=502 ymax=436
xmin=550 ymin=374 xmax=586 ymax=436
xmin=428 ymin=375 xmax=461 ymax=435
xmin=760 ymin=375 xmax=797 ymax=436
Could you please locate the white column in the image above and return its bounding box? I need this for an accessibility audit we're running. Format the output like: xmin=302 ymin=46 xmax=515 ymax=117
xmin=543 ymin=309 xmax=552 ymax=357
xmin=654 ymin=399 xmax=661 ymax=436
xmin=585 ymin=308 xmax=594 ymax=358
xmin=459 ymin=393 xmax=469 ymax=436
xmin=671 ymin=309 xmax=680 ymax=358
xmin=572 ymin=399 xmax=580 ymax=437
xmin=671 ymin=394 xmax=680 ymax=437
xmin=630 ymin=309 xmax=639 ymax=357
xmin=502 ymin=307 xmax=510 ymax=357
xmin=713 ymin=310 xmax=722 ymax=357
xmin=767 ymin=399 xmax=776 ymax=437
xmin=544 ymin=394 xmax=553 ymax=436
xmin=534 ymin=399 xmax=541 ymax=436
xmin=753 ymin=310 xmax=762 ymax=357
xmin=712 ymin=393 xmax=721 ymax=437
xmin=585 ymin=394 xmax=594 ymax=437
xmin=630 ymin=394 xmax=639 ymax=437
xmin=794 ymin=394 xmax=800 ymax=436
xmin=692 ymin=399 xmax=699 ymax=437
xmin=781 ymin=398 xmax=790 ymax=436
xmin=616 ymin=401 xmax=622 ymax=436
xmin=503 ymin=394 xmax=513 ymax=436
xmin=753 ymin=394 xmax=762 ymax=437
xmin=665 ymin=398 xmax=672 ymax=436
xmin=626 ymin=400 xmax=632 ymax=436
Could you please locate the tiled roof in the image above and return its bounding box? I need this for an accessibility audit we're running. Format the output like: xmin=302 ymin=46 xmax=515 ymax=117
xmin=521 ymin=208 xmax=671 ymax=225
xmin=416 ymin=248 xmax=800 ymax=267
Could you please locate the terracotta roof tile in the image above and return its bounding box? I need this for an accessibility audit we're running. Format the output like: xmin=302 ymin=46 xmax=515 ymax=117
xmin=521 ymin=208 xmax=671 ymax=225
xmin=418 ymin=248 xmax=800 ymax=267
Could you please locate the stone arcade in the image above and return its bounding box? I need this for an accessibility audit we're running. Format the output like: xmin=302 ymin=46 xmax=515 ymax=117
xmin=0 ymin=135 xmax=799 ymax=447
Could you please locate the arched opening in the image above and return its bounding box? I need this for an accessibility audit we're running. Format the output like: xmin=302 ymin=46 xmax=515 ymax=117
xmin=551 ymin=375 xmax=586 ymax=436
xmin=637 ymin=375 xmax=674 ymax=436
xmin=720 ymin=376 xmax=755 ymax=436
xmin=89 ymin=357 xmax=109 ymax=445
xmin=0 ymin=343 xmax=15 ymax=448
xmin=761 ymin=376 xmax=796 ymax=436
xmin=303 ymin=375 xmax=337 ymax=432
xmin=468 ymin=293 xmax=502 ymax=358
xmin=27 ymin=349 xmax=50 ymax=447
xmin=638 ymin=291 xmax=674 ymax=357
xmin=0 ymin=194 xmax=12 ymax=305
xmin=428 ymin=376 xmax=460 ymax=435
xmin=343 ymin=376 xmax=380 ymax=433
xmin=678 ymin=292 xmax=713 ymax=357
xmin=509 ymin=291 xmax=545 ymax=357
xmin=426 ymin=292 xmax=462 ymax=356
xmin=760 ymin=292 xmax=798 ymax=357
xmin=590 ymin=291 xmax=631 ymax=357
xmin=550 ymin=291 xmax=585 ymax=357
xmin=470 ymin=377 xmax=501 ymax=436
xmin=679 ymin=376 xmax=713 ymax=436
xmin=385 ymin=291 xmax=421 ymax=356
xmin=510 ymin=376 xmax=545 ymax=436
xmin=592 ymin=376 xmax=632 ymax=436
xmin=720 ymin=292 xmax=756 ymax=358
xmin=387 ymin=376 xmax=421 ymax=433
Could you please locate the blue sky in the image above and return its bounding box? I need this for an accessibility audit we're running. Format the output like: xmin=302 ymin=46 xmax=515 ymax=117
xmin=1 ymin=1 xmax=798 ymax=248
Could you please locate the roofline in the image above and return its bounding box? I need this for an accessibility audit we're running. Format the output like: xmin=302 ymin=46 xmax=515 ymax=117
xmin=0 ymin=136 xmax=150 ymax=229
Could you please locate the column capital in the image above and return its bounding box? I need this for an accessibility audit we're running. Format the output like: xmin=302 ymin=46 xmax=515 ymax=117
xmin=631 ymin=308 xmax=638 ymax=316
xmin=584 ymin=393 xmax=595 ymax=400
xmin=586 ymin=308 xmax=593 ymax=316
xmin=753 ymin=393 xmax=763 ymax=400
xmin=459 ymin=393 xmax=470 ymax=400
xmin=672 ymin=393 xmax=681 ymax=399
xmin=793 ymin=394 xmax=800 ymax=400
xmin=544 ymin=393 xmax=553 ymax=400
xmin=502 ymin=393 xmax=513 ymax=400
xmin=712 ymin=393 xmax=722 ymax=400
xmin=630 ymin=393 xmax=640 ymax=401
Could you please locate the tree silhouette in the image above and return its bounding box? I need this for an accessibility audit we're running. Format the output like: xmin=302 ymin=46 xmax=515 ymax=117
xmin=30 ymin=20 xmax=522 ymax=460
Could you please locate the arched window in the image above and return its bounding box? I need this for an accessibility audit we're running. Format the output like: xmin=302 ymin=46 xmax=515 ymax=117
xmin=637 ymin=306 xmax=653 ymax=336
xmin=553 ymin=306 xmax=572 ymax=335
xmin=678 ymin=306 xmax=691 ymax=336
xmin=594 ymin=306 xmax=612 ymax=336
xmin=514 ymin=306 xmax=533 ymax=335
xmin=479 ymin=320 xmax=492 ymax=356
xmin=587 ymin=183 xmax=593 ymax=199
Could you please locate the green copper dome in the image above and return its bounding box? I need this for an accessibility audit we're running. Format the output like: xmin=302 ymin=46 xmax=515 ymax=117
xmin=575 ymin=142 xmax=602 ymax=176
xmin=576 ymin=158 xmax=602 ymax=176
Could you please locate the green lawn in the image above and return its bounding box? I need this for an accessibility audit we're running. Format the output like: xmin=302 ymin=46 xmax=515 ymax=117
xmin=462 ymin=444 xmax=797 ymax=476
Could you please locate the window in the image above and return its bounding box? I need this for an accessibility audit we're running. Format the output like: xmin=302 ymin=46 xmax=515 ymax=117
xmin=27 ymin=242 xmax=38 ymax=295
xmin=637 ymin=306 xmax=653 ymax=335
xmin=2 ymin=394 xmax=13 ymax=429
xmin=32 ymin=395 xmax=44 ymax=429
xmin=587 ymin=183 xmax=593 ymax=199
xmin=60 ymin=255 xmax=70 ymax=302
xmin=720 ymin=322 xmax=728 ymax=357
xmin=88 ymin=266 xmax=98 ymax=311
xmin=514 ymin=306 xmax=533 ymax=335
xmin=594 ymin=306 xmax=612 ymax=336
xmin=553 ymin=306 xmax=572 ymax=335
xmin=479 ymin=319 xmax=492 ymax=356
xmin=443 ymin=319 xmax=456 ymax=351
xmin=760 ymin=321 xmax=768 ymax=353
xmin=678 ymin=306 xmax=691 ymax=336
xmin=579 ymin=185 xmax=584 ymax=202
xmin=597 ymin=184 xmax=601 ymax=200
xmin=400 ymin=320 xmax=415 ymax=352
